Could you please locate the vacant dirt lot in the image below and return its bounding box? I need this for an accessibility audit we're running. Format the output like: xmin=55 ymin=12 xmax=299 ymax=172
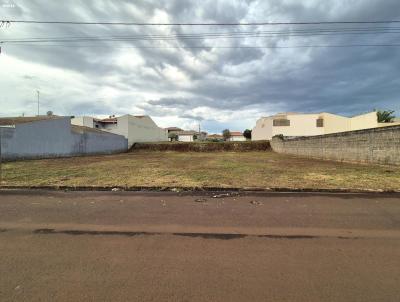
xmin=1 ymin=151 xmax=400 ymax=190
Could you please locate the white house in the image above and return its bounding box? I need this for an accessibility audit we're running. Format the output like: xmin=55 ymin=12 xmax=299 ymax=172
xmin=207 ymin=134 xmax=224 ymax=141
xmin=177 ymin=130 xmax=197 ymax=142
xmin=229 ymin=131 xmax=246 ymax=141
xmin=72 ymin=114 xmax=168 ymax=147
xmin=252 ymin=111 xmax=385 ymax=141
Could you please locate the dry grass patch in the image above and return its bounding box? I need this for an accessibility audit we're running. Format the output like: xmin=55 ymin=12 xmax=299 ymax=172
xmin=1 ymin=151 xmax=400 ymax=190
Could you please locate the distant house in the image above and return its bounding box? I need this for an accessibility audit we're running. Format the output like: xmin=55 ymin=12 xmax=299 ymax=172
xmin=175 ymin=130 xmax=208 ymax=142
xmin=207 ymin=134 xmax=224 ymax=141
xmin=166 ymin=127 xmax=183 ymax=134
xmin=177 ymin=130 xmax=198 ymax=142
xmin=229 ymin=131 xmax=246 ymax=142
xmin=72 ymin=114 xmax=168 ymax=147
xmin=252 ymin=111 xmax=393 ymax=141
xmin=166 ymin=127 xmax=183 ymax=141
xmin=0 ymin=116 xmax=127 ymax=160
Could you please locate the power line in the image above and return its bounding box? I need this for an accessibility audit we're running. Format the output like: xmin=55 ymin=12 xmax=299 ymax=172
xmin=2 ymin=27 xmax=400 ymax=44
xmin=4 ymin=44 xmax=400 ymax=49
xmin=2 ymin=22 xmax=399 ymax=50
xmin=2 ymin=20 xmax=400 ymax=26
xmin=4 ymin=26 xmax=400 ymax=40
xmin=4 ymin=30 xmax=400 ymax=43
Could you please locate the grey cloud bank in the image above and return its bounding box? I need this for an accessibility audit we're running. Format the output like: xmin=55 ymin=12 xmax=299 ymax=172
xmin=0 ymin=0 xmax=399 ymax=133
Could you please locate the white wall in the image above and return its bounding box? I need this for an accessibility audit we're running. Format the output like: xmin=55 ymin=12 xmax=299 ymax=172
xmin=1 ymin=118 xmax=128 ymax=161
xmin=230 ymin=136 xmax=246 ymax=141
xmin=252 ymin=114 xmax=324 ymax=140
xmin=322 ymin=113 xmax=350 ymax=134
xmin=178 ymin=134 xmax=194 ymax=142
xmin=98 ymin=115 xmax=167 ymax=147
xmin=125 ymin=115 xmax=168 ymax=146
xmin=252 ymin=117 xmax=273 ymax=141
xmin=71 ymin=127 xmax=128 ymax=155
xmin=71 ymin=116 xmax=94 ymax=128
xmin=72 ymin=115 xmax=168 ymax=147
xmin=273 ymin=114 xmax=325 ymax=137
xmin=350 ymin=112 xmax=378 ymax=131
xmin=1 ymin=118 xmax=73 ymax=159
xmin=252 ymin=112 xmax=379 ymax=140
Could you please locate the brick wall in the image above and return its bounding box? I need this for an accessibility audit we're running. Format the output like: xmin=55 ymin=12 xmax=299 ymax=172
xmin=270 ymin=125 xmax=400 ymax=165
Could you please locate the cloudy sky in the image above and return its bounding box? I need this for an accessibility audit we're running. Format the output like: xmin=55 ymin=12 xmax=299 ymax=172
xmin=0 ymin=0 xmax=399 ymax=133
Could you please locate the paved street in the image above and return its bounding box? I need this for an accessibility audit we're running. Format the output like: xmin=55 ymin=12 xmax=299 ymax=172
xmin=0 ymin=190 xmax=400 ymax=302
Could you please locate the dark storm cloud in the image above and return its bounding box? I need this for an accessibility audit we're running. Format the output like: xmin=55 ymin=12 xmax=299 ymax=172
xmin=1 ymin=0 xmax=399 ymax=131
xmin=148 ymin=98 xmax=192 ymax=107
xmin=180 ymin=113 xmax=204 ymax=121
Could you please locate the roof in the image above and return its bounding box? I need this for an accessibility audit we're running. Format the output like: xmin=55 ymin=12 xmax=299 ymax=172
xmin=208 ymin=134 xmax=223 ymax=138
xmin=74 ymin=114 xmax=155 ymax=124
xmin=0 ymin=116 xmax=63 ymax=126
xmin=276 ymin=112 xmax=302 ymax=115
xmin=71 ymin=125 xmax=124 ymax=136
xmin=166 ymin=127 xmax=183 ymax=131
xmin=230 ymin=131 xmax=243 ymax=136
xmin=99 ymin=117 xmax=117 ymax=123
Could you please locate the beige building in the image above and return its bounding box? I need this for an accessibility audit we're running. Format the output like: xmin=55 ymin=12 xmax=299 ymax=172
xmin=72 ymin=114 xmax=167 ymax=147
xmin=207 ymin=134 xmax=224 ymax=141
xmin=166 ymin=127 xmax=183 ymax=135
xmin=229 ymin=131 xmax=246 ymax=141
xmin=176 ymin=130 xmax=207 ymax=142
xmin=177 ymin=130 xmax=198 ymax=142
xmin=252 ymin=111 xmax=388 ymax=140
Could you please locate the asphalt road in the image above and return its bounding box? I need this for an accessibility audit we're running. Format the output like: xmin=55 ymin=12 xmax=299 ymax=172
xmin=0 ymin=190 xmax=400 ymax=302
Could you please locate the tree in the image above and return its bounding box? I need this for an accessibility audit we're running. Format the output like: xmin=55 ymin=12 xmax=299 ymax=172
xmin=193 ymin=134 xmax=198 ymax=141
xmin=222 ymin=129 xmax=231 ymax=141
xmin=243 ymin=129 xmax=252 ymax=140
xmin=168 ymin=133 xmax=178 ymax=141
xmin=46 ymin=111 xmax=53 ymax=116
xmin=376 ymin=110 xmax=395 ymax=123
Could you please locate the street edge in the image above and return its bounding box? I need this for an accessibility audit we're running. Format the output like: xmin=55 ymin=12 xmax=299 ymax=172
xmin=0 ymin=185 xmax=399 ymax=194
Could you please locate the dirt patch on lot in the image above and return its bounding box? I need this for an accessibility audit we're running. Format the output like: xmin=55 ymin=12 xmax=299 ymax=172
xmin=1 ymin=151 xmax=400 ymax=191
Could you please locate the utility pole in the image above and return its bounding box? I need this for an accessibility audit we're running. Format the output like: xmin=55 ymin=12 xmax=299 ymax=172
xmin=36 ymin=90 xmax=40 ymax=116
xmin=198 ymin=123 xmax=201 ymax=141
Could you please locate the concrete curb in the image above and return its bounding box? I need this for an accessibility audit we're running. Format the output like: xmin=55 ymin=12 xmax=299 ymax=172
xmin=0 ymin=185 xmax=399 ymax=194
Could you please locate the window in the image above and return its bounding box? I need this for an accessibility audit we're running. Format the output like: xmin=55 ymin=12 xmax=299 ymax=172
xmin=316 ymin=118 xmax=324 ymax=127
xmin=273 ymin=119 xmax=290 ymax=127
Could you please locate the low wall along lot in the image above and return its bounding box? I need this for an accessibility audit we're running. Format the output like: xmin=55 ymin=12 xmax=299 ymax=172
xmin=271 ymin=125 xmax=400 ymax=165
xmin=130 ymin=141 xmax=271 ymax=152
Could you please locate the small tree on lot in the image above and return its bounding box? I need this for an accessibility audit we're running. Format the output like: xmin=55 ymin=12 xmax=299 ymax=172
xmin=243 ymin=129 xmax=252 ymax=140
xmin=376 ymin=110 xmax=396 ymax=123
xmin=168 ymin=133 xmax=178 ymax=141
xmin=193 ymin=134 xmax=198 ymax=141
xmin=222 ymin=129 xmax=231 ymax=141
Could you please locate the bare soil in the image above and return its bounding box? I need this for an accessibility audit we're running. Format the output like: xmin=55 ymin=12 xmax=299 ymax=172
xmin=2 ymin=151 xmax=400 ymax=190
